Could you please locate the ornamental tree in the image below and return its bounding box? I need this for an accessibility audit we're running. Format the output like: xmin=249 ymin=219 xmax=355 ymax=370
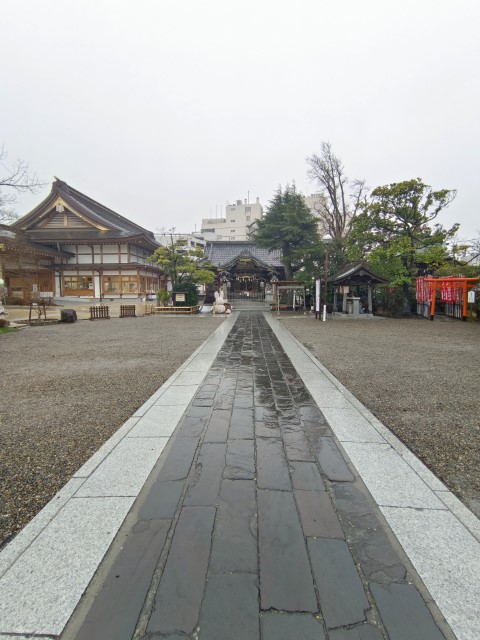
xmin=348 ymin=178 xmax=458 ymax=310
xmin=148 ymin=233 xmax=216 ymax=287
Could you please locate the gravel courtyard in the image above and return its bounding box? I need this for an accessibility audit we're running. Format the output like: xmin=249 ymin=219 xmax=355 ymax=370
xmin=1 ymin=312 xmax=479 ymax=549
xmin=0 ymin=315 xmax=224 ymax=548
xmin=280 ymin=315 xmax=480 ymax=518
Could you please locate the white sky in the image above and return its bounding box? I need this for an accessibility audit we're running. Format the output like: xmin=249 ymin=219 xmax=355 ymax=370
xmin=2 ymin=0 xmax=479 ymax=240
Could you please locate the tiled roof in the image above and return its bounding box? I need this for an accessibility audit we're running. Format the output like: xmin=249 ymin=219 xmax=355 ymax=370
xmin=13 ymin=179 xmax=158 ymax=245
xmin=328 ymin=262 xmax=389 ymax=285
xmin=205 ymin=242 xmax=283 ymax=268
xmin=0 ymin=225 xmax=69 ymax=257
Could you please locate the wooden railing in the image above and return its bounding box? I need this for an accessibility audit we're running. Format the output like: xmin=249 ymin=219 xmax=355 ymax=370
xmin=120 ymin=305 xmax=136 ymax=318
xmin=89 ymin=305 xmax=110 ymax=320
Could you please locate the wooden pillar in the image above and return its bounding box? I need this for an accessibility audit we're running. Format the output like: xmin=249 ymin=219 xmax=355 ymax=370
xmin=342 ymin=286 xmax=348 ymax=313
xmin=368 ymin=283 xmax=373 ymax=314
xmin=333 ymin=287 xmax=338 ymax=314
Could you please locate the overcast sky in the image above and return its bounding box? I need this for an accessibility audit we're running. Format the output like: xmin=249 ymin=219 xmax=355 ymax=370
xmin=2 ymin=0 xmax=479 ymax=240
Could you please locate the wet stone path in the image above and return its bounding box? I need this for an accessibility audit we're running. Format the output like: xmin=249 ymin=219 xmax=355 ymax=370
xmin=73 ymin=313 xmax=448 ymax=640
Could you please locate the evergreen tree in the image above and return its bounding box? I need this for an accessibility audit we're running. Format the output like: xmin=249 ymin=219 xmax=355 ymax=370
xmin=254 ymin=184 xmax=320 ymax=279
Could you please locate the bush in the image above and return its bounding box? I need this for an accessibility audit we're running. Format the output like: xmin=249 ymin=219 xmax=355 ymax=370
xmin=173 ymin=281 xmax=198 ymax=306
xmin=0 ymin=317 xmax=9 ymax=328
xmin=157 ymin=289 xmax=171 ymax=305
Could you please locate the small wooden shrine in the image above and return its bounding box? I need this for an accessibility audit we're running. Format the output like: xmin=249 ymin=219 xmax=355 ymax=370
xmin=328 ymin=263 xmax=389 ymax=315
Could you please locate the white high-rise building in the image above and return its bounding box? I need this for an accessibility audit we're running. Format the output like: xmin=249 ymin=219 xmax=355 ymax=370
xmin=201 ymin=198 xmax=263 ymax=241
xmin=304 ymin=193 xmax=329 ymax=235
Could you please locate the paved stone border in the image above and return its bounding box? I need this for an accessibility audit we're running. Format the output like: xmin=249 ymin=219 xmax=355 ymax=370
xmin=265 ymin=312 xmax=480 ymax=640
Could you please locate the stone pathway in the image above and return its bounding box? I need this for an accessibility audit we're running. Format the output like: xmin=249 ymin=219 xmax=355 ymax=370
xmin=68 ymin=313 xmax=450 ymax=640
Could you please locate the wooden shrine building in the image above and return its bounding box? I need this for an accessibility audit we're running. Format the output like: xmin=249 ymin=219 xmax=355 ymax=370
xmin=205 ymin=242 xmax=284 ymax=300
xmin=2 ymin=179 xmax=164 ymax=301
xmin=328 ymin=262 xmax=389 ymax=315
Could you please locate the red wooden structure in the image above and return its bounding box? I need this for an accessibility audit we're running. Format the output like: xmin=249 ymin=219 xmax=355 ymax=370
xmin=416 ymin=276 xmax=480 ymax=321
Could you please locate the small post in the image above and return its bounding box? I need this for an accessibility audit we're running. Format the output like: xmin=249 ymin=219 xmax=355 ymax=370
xmin=322 ymin=234 xmax=332 ymax=322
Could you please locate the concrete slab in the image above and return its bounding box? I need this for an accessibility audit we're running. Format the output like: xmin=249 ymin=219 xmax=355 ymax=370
xmin=322 ymin=407 xmax=387 ymax=444
xmin=287 ymin=358 xmax=322 ymax=373
xmin=435 ymin=491 xmax=480 ymax=543
xmin=183 ymin=354 xmax=217 ymax=372
xmin=304 ymin=384 xmax=354 ymax=409
xmin=0 ymin=477 xmax=85 ymax=579
xmin=75 ymin=437 xmax=169 ymax=497
xmin=0 ymin=497 xmax=134 ymax=636
xmin=368 ymin=419 xmax=449 ymax=493
xmin=154 ymin=384 xmax=199 ymax=406
xmin=339 ymin=442 xmax=446 ymax=509
xmin=127 ymin=405 xmax=186 ymax=438
xmin=171 ymin=370 xmax=207 ymax=385
xmin=381 ymin=507 xmax=480 ymax=640
xmin=74 ymin=417 xmax=140 ymax=477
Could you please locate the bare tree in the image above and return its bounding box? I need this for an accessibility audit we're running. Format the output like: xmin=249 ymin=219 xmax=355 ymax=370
xmin=463 ymin=235 xmax=480 ymax=265
xmin=0 ymin=145 xmax=46 ymax=223
xmin=306 ymin=142 xmax=367 ymax=239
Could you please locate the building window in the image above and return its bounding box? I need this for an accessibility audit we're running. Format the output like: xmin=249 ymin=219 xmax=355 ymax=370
xmin=246 ymin=216 xmax=250 ymax=221
xmin=231 ymin=229 xmax=235 ymax=233
xmin=64 ymin=276 xmax=92 ymax=290
xmin=230 ymin=236 xmax=235 ymax=240
xmin=120 ymin=276 xmax=138 ymax=293
xmin=104 ymin=276 xmax=119 ymax=292
xmin=201 ymin=228 xmax=215 ymax=233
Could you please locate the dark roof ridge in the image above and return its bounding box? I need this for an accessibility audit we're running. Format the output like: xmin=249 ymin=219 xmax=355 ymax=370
xmin=54 ymin=180 xmax=154 ymax=236
xmin=13 ymin=179 xmax=157 ymax=241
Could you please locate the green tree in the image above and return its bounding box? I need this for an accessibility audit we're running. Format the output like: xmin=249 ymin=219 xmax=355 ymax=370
xmin=253 ymin=184 xmax=320 ymax=279
xmin=148 ymin=232 xmax=216 ymax=287
xmin=348 ymin=178 xmax=457 ymax=310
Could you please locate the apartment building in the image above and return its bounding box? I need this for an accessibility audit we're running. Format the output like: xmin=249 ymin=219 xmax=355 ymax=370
xmin=200 ymin=198 xmax=263 ymax=241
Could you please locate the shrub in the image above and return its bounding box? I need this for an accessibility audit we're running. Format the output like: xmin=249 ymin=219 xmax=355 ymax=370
xmin=157 ymin=289 xmax=171 ymax=305
xmin=173 ymin=280 xmax=198 ymax=306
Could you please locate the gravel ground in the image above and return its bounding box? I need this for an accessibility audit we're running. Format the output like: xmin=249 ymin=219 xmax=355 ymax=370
xmin=280 ymin=314 xmax=480 ymax=517
xmin=0 ymin=315 xmax=224 ymax=549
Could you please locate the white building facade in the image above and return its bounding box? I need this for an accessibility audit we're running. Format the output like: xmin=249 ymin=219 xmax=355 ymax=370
xmin=201 ymin=198 xmax=263 ymax=241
